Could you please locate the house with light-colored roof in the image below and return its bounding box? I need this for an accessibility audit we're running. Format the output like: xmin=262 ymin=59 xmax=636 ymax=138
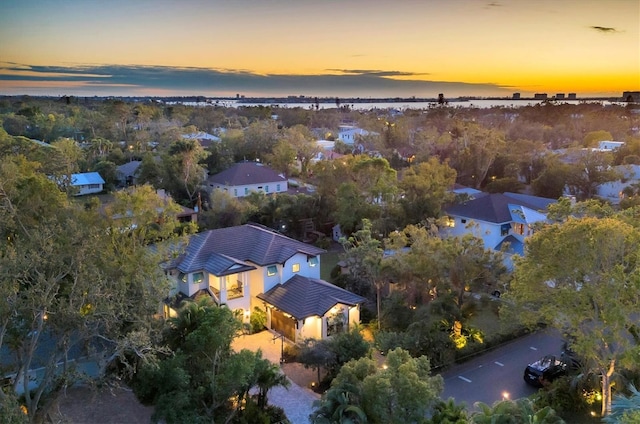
xmin=337 ymin=125 xmax=371 ymax=145
xmin=71 ymin=172 xmax=105 ymax=196
xmin=182 ymin=131 xmax=221 ymax=148
xmin=207 ymin=161 xmax=288 ymax=198
xmin=443 ymin=192 xmax=556 ymax=257
xmin=163 ymin=223 xmax=365 ymax=341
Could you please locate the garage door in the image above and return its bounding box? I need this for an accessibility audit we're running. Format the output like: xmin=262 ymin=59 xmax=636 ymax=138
xmin=271 ymin=309 xmax=295 ymax=341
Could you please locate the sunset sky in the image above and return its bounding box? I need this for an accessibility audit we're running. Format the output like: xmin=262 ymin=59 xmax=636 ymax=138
xmin=1 ymin=0 xmax=638 ymax=98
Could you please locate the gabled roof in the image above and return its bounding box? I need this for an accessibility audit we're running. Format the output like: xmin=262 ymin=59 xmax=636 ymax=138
xmin=171 ymin=224 xmax=325 ymax=272
xmin=257 ymin=275 xmax=366 ymax=320
xmin=116 ymin=160 xmax=142 ymax=177
xmin=208 ymin=161 xmax=286 ymax=186
xmin=495 ymin=235 xmax=524 ymax=256
xmin=445 ymin=192 xmax=556 ymax=224
xmin=71 ymin=172 xmax=105 ymax=186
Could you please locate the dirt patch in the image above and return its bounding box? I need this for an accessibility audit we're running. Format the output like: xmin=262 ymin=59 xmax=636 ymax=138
xmin=51 ymin=383 xmax=153 ymax=424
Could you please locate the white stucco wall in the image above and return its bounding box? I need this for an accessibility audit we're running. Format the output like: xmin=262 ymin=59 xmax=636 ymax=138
xmin=214 ymin=181 xmax=288 ymax=197
xmin=444 ymin=216 xmax=528 ymax=250
xmin=282 ymin=252 xmax=321 ymax=281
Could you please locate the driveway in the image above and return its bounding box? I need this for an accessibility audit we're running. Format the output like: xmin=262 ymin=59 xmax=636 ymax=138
xmin=232 ymin=330 xmax=320 ymax=424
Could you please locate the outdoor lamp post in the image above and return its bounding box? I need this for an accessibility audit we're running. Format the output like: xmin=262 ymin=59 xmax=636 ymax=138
xmin=272 ymin=333 xmax=284 ymax=364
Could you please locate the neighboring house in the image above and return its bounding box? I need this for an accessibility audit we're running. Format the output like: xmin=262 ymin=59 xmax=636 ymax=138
xmin=163 ymin=224 xmax=365 ymax=342
xmin=182 ymin=131 xmax=221 ymax=149
xmin=71 ymin=172 xmax=105 ymax=196
xmin=595 ymin=140 xmax=624 ymax=152
xmin=116 ymin=160 xmax=142 ymax=187
xmin=156 ymin=189 xmax=198 ymax=223
xmin=597 ymin=164 xmax=640 ymax=204
xmin=443 ymin=192 xmax=556 ymax=257
xmin=207 ymin=161 xmax=288 ymax=198
xmin=337 ymin=125 xmax=371 ymax=145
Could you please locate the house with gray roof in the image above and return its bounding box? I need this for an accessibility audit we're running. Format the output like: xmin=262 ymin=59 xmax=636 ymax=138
xmin=163 ymin=223 xmax=365 ymax=341
xmin=207 ymin=161 xmax=288 ymax=198
xmin=116 ymin=160 xmax=142 ymax=187
xmin=443 ymin=192 xmax=556 ymax=258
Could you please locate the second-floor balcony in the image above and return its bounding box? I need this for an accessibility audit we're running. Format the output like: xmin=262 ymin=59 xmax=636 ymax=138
xmin=227 ymin=280 xmax=244 ymax=300
xmin=210 ymin=280 xmax=244 ymax=301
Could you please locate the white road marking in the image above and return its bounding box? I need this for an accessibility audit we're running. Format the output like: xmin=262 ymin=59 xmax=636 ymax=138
xmin=530 ymin=346 xmax=538 ymax=350
xmin=494 ymin=361 xmax=504 ymax=366
xmin=458 ymin=376 xmax=472 ymax=383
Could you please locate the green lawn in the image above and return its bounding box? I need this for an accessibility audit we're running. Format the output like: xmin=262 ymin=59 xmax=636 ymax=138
xmin=320 ymin=251 xmax=341 ymax=282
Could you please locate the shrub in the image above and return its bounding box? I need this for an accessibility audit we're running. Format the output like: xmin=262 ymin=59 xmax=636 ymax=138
xmin=249 ymin=307 xmax=267 ymax=333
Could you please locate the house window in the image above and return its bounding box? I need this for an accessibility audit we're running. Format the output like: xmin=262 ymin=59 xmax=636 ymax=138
xmin=461 ymin=219 xmax=467 ymax=224
xmin=265 ymin=185 xmax=269 ymax=193
xmin=178 ymin=272 xmax=187 ymax=284
xmin=292 ymin=263 xmax=300 ymax=273
xmin=267 ymin=265 xmax=277 ymax=276
xmin=513 ymin=223 xmax=525 ymax=235
xmin=233 ymin=188 xmax=238 ymax=196
xmin=309 ymin=256 xmax=319 ymax=267
xmin=445 ymin=217 xmax=455 ymax=227
xmin=193 ymin=272 xmax=204 ymax=284
xmin=500 ymin=224 xmax=510 ymax=236
xmin=276 ymin=184 xmax=281 ymax=191
xmin=244 ymin=188 xmax=249 ymax=195
xmin=88 ymin=184 xmax=101 ymax=189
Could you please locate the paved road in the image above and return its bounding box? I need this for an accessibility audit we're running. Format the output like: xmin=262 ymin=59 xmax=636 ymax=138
xmin=440 ymin=329 xmax=564 ymax=410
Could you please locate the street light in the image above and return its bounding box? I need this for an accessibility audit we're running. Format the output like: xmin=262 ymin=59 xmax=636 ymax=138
xmin=502 ymin=391 xmax=510 ymax=401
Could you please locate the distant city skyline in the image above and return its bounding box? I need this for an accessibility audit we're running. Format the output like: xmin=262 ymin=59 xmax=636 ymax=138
xmin=0 ymin=0 xmax=638 ymax=99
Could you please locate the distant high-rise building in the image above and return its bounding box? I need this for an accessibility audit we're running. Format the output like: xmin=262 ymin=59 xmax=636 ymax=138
xmin=568 ymin=93 xmax=577 ymax=100
xmin=512 ymin=93 xmax=521 ymax=100
xmin=534 ymin=93 xmax=548 ymax=100
xmin=556 ymin=93 xmax=565 ymax=100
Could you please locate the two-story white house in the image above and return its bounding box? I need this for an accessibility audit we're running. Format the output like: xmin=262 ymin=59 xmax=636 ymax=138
xmin=207 ymin=161 xmax=288 ymax=198
xmin=443 ymin=192 xmax=556 ymax=258
xmin=337 ymin=125 xmax=371 ymax=145
xmin=163 ymin=223 xmax=365 ymax=342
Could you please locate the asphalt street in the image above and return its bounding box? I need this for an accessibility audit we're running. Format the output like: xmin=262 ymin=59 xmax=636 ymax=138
xmin=440 ymin=329 xmax=564 ymax=410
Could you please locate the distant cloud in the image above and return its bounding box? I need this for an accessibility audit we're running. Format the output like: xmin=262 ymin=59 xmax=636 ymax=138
xmin=325 ymin=69 xmax=431 ymax=77
xmin=0 ymin=62 xmax=511 ymax=98
xmin=590 ymin=26 xmax=619 ymax=33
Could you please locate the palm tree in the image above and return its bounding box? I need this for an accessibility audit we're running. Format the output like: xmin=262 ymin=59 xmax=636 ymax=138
xmin=602 ymin=385 xmax=640 ymax=423
xmin=472 ymin=398 xmax=565 ymax=424
xmin=254 ymin=357 xmax=290 ymax=410
xmin=431 ymin=397 xmax=469 ymax=423
xmin=165 ymin=297 xmax=214 ymax=350
xmin=311 ymin=390 xmax=367 ymax=424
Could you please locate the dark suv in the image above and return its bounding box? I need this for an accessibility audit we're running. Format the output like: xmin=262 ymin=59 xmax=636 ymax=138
xmin=523 ymin=355 xmax=567 ymax=387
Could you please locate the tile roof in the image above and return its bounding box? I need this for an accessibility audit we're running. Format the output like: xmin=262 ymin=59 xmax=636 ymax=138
xmin=172 ymin=224 xmax=326 ymax=272
xmin=257 ymin=275 xmax=366 ymax=320
xmin=208 ymin=161 xmax=286 ymax=186
xmin=116 ymin=160 xmax=142 ymax=177
xmin=445 ymin=192 xmax=556 ymax=223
